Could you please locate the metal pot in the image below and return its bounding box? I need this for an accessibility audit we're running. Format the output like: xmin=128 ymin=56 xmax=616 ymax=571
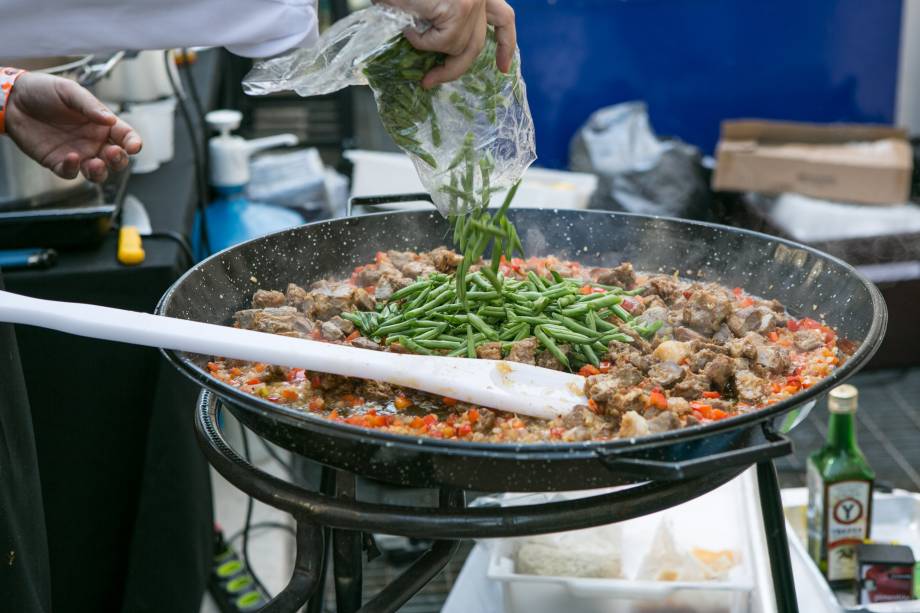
xmin=0 ymin=53 xmax=123 ymax=209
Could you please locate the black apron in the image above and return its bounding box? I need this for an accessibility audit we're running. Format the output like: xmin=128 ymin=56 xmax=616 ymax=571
xmin=0 ymin=273 xmax=51 ymax=612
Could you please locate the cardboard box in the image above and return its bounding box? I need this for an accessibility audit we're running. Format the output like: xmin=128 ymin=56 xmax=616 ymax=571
xmin=712 ymin=120 xmax=912 ymax=205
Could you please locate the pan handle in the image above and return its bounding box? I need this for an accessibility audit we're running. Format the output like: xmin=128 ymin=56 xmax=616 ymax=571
xmin=594 ymin=424 xmax=792 ymax=481
xmin=346 ymin=192 xmax=432 ymax=217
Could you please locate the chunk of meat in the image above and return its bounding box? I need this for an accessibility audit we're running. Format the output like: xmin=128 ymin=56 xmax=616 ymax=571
xmin=726 ymin=333 xmax=762 ymax=360
xmin=687 ymin=349 xmax=720 ymax=373
xmin=604 ymin=389 xmax=646 ymax=417
xmin=473 ymin=409 xmax=496 ymax=433
xmin=327 ymin=315 xmax=354 ymax=334
xmin=562 ymin=405 xmax=597 ymax=429
xmin=401 ymin=260 xmax=437 ymax=279
xmin=476 ymin=342 xmax=503 ymax=360
xmin=507 ymin=337 xmax=538 ymax=365
xmin=647 ymin=411 xmax=681 ymax=433
xmin=593 ymin=262 xmax=637 ymax=290
xmin=351 ymin=337 xmax=382 ymax=351
xmin=735 ymin=370 xmax=769 ymax=404
xmin=712 ymin=324 xmax=734 ymax=344
xmin=673 ymin=326 xmax=705 ymax=342
xmin=647 ymin=276 xmax=683 ymax=304
xmin=536 ymin=346 xmax=569 ymax=371
xmin=362 ymin=380 xmax=397 ymax=401
xmin=585 ymin=366 xmax=644 ymax=403
xmin=702 ymin=355 xmax=735 ymax=389
xmin=306 ymin=280 xmax=358 ymax=320
xmin=284 ymin=284 xmax=309 ymax=309
xmin=672 ymin=374 xmax=708 ymax=400
xmin=353 ymin=288 xmax=375 ymax=312
xmin=754 ymin=345 xmax=790 ymax=377
xmin=355 ymin=266 xmax=383 ymax=287
xmin=321 ymin=321 xmax=345 ymax=341
xmin=727 ymin=306 xmax=778 ymax=337
xmin=234 ymin=307 xmax=314 ymax=336
xmin=607 ymin=340 xmax=651 ymax=372
xmin=252 ymin=289 xmax=285 ymax=309
xmin=647 ymin=361 xmax=685 ymax=389
xmin=385 ymin=250 xmax=417 ymax=271
xmin=794 ymin=329 xmax=825 ymax=352
xmin=667 ymin=396 xmax=691 ymax=415
xmin=430 ymin=247 xmax=463 ymax=272
xmin=618 ymin=411 xmax=649 ymax=438
xmin=683 ymin=289 xmax=732 ymax=335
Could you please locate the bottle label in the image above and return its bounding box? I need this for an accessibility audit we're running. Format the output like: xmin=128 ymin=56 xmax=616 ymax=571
xmin=826 ymin=480 xmax=871 ymax=581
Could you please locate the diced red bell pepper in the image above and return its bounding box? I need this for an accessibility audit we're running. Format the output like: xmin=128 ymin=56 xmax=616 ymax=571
xmin=702 ymin=391 xmax=721 ymax=399
xmin=648 ymin=389 xmax=668 ymax=410
xmin=467 ymin=408 xmax=479 ymax=423
xmin=578 ymin=364 xmax=601 ymax=377
xmin=442 ymin=397 xmax=458 ymax=406
xmin=286 ymin=368 xmax=305 ymax=383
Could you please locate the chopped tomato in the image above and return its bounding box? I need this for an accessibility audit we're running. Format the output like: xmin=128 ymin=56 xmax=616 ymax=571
xmin=207 ymin=362 xmax=220 ymax=372
xmin=328 ymin=410 xmax=340 ymax=421
xmin=587 ymin=398 xmax=600 ymax=413
xmin=467 ymin=408 xmax=479 ymax=423
xmin=683 ymin=290 xmax=693 ymax=299
xmin=341 ymin=394 xmax=365 ymax=407
xmin=246 ymin=378 xmax=261 ymax=386
xmin=690 ymin=402 xmax=711 ymax=419
xmin=308 ymin=397 xmax=325 ymax=412
xmin=739 ymin=297 xmax=754 ymax=308
xmin=230 ymin=367 xmax=243 ymax=377
xmin=422 ymin=414 xmax=438 ymax=426
xmin=648 ymin=389 xmax=668 ymax=410
xmin=368 ymin=414 xmax=387 ymax=427
xmin=771 ymin=382 xmax=782 ymax=394
xmin=446 ymin=414 xmax=457 ymax=426
xmin=345 ymin=416 xmax=363 ymax=426
xmin=550 ymin=427 xmax=564 ymax=439
xmin=286 ymin=368 xmax=305 ymax=382
xmin=702 ymin=391 xmax=721 ymax=399
xmin=579 ymin=285 xmax=593 ymax=295
xmin=709 ymin=408 xmax=729 ymax=420
xmin=253 ymin=363 xmax=266 ymax=373
xmin=598 ymin=361 xmax=612 ymax=374
xmin=410 ymin=416 xmax=425 ymax=429
xmin=442 ymin=397 xmax=458 ymax=407
xmin=786 ymin=319 xmax=799 ymax=332
xmin=621 ymin=297 xmax=638 ymax=312
xmin=799 ymin=318 xmax=823 ymax=330
xmin=732 ymin=287 xmax=743 ymax=298
xmin=346 ymin=330 xmax=361 ymax=342
xmin=458 ymin=424 xmax=472 ymax=437
xmin=375 ymin=251 xmax=386 ymax=264
xmin=311 ymin=375 xmax=322 ymax=389
xmin=579 ymin=364 xmax=601 ymax=377
xmin=441 ymin=426 xmax=456 ymax=438
xmin=394 ymin=395 xmax=412 ymax=410
xmin=281 ymin=388 xmax=299 ymax=401
xmin=768 ymin=331 xmax=779 ymax=342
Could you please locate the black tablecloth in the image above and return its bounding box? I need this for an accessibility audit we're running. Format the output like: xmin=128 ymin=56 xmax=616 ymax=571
xmin=4 ymin=50 xmax=221 ymax=613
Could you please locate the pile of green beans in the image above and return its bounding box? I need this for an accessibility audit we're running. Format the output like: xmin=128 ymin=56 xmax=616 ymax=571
xmin=342 ymin=268 xmax=655 ymax=371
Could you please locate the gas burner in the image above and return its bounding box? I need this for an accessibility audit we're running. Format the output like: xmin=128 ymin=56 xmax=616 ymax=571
xmin=195 ymin=391 xmax=799 ymax=613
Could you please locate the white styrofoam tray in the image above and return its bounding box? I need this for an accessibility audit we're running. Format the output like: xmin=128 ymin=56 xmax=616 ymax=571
xmin=783 ymin=488 xmax=920 ymax=613
xmin=345 ymin=149 xmax=598 ymax=211
xmin=481 ymin=469 xmax=770 ymax=613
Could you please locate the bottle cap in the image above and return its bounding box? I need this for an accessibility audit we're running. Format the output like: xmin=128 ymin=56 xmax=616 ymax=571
xmin=828 ymin=384 xmax=858 ymax=414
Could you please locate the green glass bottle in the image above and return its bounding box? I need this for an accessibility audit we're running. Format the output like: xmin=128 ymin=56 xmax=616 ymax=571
xmin=807 ymin=384 xmax=875 ymax=588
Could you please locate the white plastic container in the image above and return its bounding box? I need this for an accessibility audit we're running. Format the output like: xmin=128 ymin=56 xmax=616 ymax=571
xmin=344 ymin=149 xmax=598 ymax=211
xmin=94 ymin=50 xmax=176 ymax=103
xmin=484 ymin=470 xmax=768 ymax=613
xmin=114 ymin=96 xmax=177 ymax=173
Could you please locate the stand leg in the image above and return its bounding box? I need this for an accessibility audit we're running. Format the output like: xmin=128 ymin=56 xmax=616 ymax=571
xmin=757 ymin=460 xmax=799 ymax=613
xmin=306 ymin=466 xmax=336 ymax=613
xmin=333 ymin=472 xmax=364 ymax=613
xmin=261 ymin=521 xmax=324 ymax=613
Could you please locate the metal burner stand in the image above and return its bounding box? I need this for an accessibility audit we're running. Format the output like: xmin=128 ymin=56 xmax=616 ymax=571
xmin=196 ymin=392 xmax=799 ymax=613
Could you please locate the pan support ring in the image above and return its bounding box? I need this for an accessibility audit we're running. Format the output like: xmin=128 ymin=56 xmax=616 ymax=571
xmin=195 ymin=390 xmax=797 ymax=613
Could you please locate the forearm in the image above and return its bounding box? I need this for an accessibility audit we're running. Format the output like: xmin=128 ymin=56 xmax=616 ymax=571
xmin=2 ymin=0 xmax=318 ymax=58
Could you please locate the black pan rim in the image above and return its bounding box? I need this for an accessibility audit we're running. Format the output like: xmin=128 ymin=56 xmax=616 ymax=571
xmin=157 ymin=208 xmax=887 ymax=457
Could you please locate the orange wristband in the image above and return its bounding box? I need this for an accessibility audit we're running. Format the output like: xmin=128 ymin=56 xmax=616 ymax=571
xmin=0 ymin=67 xmax=27 ymax=135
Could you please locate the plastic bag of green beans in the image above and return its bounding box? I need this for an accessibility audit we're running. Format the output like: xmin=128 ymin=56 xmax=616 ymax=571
xmin=243 ymin=5 xmax=536 ymax=218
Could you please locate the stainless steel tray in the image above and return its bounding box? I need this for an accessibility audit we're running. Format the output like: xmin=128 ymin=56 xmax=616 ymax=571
xmin=783 ymin=488 xmax=920 ymax=612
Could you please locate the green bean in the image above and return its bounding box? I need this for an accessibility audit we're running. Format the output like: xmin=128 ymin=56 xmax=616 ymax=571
xmin=397 ymin=336 xmax=434 ymax=355
xmin=466 ymin=326 xmax=476 ymax=358
xmin=388 ymin=279 xmax=430 ymax=302
xmin=610 ymin=304 xmax=633 ymax=322
xmin=581 ymin=344 xmax=600 ymax=367
xmin=467 ymin=313 xmax=499 ymax=340
xmin=535 ymin=326 xmax=570 ymax=369
xmin=542 ymin=326 xmax=592 ymax=344
xmin=374 ymin=319 xmax=416 ymax=337
xmin=415 ymin=339 xmax=462 ymax=350
xmin=553 ymin=314 xmax=597 ymax=337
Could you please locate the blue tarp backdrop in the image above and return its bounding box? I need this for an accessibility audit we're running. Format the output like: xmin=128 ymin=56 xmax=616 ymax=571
xmin=514 ymin=0 xmax=903 ymax=168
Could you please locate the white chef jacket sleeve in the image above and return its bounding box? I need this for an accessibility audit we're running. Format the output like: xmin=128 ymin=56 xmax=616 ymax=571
xmin=2 ymin=0 xmax=318 ymax=58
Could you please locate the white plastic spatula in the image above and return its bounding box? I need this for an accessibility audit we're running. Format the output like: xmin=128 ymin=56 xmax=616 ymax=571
xmin=0 ymin=290 xmax=585 ymax=420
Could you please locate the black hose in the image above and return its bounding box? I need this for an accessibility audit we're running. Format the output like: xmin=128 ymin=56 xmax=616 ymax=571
xmin=164 ymin=50 xmax=212 ymax=256
xmin=241 ymin=428 xmax=271 ymax=598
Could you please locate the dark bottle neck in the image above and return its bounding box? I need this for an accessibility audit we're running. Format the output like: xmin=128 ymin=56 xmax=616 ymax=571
xmin=827 ymin=411 xmax=858 ymax=451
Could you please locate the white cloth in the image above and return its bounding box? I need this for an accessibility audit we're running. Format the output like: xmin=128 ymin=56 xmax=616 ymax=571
xmin=0 ymin=0 xmax=318 ymax=58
